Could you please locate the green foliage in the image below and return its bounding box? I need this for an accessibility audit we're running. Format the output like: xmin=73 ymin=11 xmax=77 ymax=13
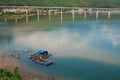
xmin=12 ymin=67 xmax=22 ymax=80
xmin=0 ymin=67 xmax=23 ymax=80
xmin=0 ymin=0 xmax=120 ymax=8
xmin=2 ymin=69 xmax=12 ymax=77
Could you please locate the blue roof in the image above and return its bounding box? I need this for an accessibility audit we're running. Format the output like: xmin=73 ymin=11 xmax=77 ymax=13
xmin=37 ymin=50 xmax=48 ymax=54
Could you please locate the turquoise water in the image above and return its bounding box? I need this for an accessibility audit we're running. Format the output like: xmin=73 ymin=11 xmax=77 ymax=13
xmin=0 ymin=14 xmax=120 ymax=80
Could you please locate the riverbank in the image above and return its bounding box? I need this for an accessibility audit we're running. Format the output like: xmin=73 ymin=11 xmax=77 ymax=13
xmin=0 ymin=13 xmax=35 ymax=21
xmin=0 ymin=55 xmax=57 ymax=80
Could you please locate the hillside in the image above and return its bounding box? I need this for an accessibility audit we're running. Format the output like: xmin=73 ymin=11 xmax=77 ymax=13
xmin=0 ymin=0 xmax=120 ymax=8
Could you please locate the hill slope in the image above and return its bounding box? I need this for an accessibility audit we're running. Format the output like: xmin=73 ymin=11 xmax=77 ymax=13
xmin=0 ymin=0 xmax=120 ymax=8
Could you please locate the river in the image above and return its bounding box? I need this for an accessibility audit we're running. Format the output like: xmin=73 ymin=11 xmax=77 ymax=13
xmin=0 ymin=14 xmax=120 ymax=80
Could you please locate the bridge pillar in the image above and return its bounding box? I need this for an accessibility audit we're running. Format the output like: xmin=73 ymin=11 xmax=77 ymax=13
xmin=61 ymin=9 xmax=63 ymax=23
xmin=37 ymin=9 xmax=40 ymax=23
xmin=3 ymin=7 xmax=7 ymax=23
xmin=108 ymin=11 xmax=111 ymax=19
xmin=15 ymin=18 xmax=17 ymax=23
xmin=3 ymin=7 xmax=6 ymax=14
xmin=15 ymin=8 xmax=17 ymax=13
xmin=96 ymin=10 xmax=99 ymax=19
xmin=72 ymin=10 xmax=75 ymax=21
xmin=25 ymin=9 xmax=28 ymax=24
xmin=49 ymin=10 xmax=51 ymax=21
xmin=84 ymin=11 xmax=86 ymax=19
xmin=4 ymin=18 xmax=7 ymax=23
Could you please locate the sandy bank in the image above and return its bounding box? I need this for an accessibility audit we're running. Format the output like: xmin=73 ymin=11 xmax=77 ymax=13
xmin=0 ymin=55 xmax=57 ymax=80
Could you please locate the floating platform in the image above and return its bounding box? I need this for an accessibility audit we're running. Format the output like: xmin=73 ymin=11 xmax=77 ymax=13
xmin=28 ymin=50 xmax=54 ymax=66
xmin=36 ymin=59 xmax=54 ymax=66
xmin=28 ymin=54 xmax=52 ymax=59
xmin=29 ymin=57 xmax=54 ymax=66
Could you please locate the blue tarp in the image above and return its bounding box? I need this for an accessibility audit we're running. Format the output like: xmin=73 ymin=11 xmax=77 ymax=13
xmin=37 ymin=50 xmax=48 ymax=54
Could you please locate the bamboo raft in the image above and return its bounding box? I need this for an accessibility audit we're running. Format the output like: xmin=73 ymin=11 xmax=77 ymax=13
xmin=28 ymin=50 xmax=54 ymax=66
xmin=31 ymin=58 xmax=54 ymax=66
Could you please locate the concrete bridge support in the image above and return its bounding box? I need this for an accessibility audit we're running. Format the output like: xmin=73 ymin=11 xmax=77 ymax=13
xmin=25 ymin=9 xmax=28 ymax=24
xmin=15 ymin=8 xmax=17 ymax=13
xmin=4 ymin=18 xmax=7 ymax=23
xmin=3 ymin=7 xmax=6 ymax=14
xmin=49 ymin=10 xmax=51 ymax=21
xmin=61 ymin=9 xmax=63 ymax=23
xmin=37 ymin=9 xmax=40 ymax=23
xmin=108 ymin=11 xmax=111 ymax=19
xmin=72 ymin=10 xmax=75 ymax=21
xmin=96 ymin=10 xmax=99 ymax=19
xmin=84 ymin=11 xmax=86 ymax=19
xmin=15 ymin=18 xmax=17 ymax=23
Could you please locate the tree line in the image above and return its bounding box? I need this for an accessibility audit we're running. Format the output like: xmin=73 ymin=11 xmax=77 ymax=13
xmin=0 ymin=0 xmax=120 ymax=8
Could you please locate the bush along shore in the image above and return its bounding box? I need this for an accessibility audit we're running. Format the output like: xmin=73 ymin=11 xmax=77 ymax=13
xmin=0 ymin=13 xmax=35 ymax=21
xmin=0 ymin=67 xmax=23 ymax=80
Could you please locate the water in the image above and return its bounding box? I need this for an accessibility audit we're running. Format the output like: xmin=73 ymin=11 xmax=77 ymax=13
xmin=0 ymin=14 xmax=120 ymax=80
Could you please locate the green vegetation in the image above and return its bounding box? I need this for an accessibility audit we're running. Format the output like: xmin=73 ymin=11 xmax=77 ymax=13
xmin=0 ymin=13 xmax=23 ymax=20
xmin=0 ymin=13 xmax=35 ymax=20
xmin=0 ymin=0 xmax=120 ymax=8
xmin=0 ymin=67 xmax=23 ymax=80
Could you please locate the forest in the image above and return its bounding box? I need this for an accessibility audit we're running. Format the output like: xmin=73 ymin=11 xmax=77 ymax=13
xmin=0 ymin=0 xmax=120 ymax=8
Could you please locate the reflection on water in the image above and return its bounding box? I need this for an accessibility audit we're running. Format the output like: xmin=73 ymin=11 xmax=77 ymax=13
xmin=0 ymin=15 xmax=120 ymax=80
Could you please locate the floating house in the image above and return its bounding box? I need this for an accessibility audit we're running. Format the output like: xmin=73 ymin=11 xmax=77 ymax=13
xmin=28 ymin=49 xmax=53 ymax=66
xmin=37 ymin=50 xmax=48 ymax=55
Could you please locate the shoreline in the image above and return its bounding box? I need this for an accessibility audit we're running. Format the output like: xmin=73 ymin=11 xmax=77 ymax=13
xmin=0 ymin=55 xmax=57 ymax=80
xmin=0 ymin=13 xmax=36 ymax=21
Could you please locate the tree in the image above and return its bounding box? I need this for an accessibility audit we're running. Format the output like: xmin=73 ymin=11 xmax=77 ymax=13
xmin=12 ymin=67 xmax=22 ymax=80
xmin=0 ymin=67 xmax=23 ymax=80
xmin=2 ymin=69 xmax=12 ymax=77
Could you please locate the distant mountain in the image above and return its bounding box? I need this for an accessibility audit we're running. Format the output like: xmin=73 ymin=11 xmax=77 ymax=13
xmin=0 ymin=0 xmax=120 ymax=8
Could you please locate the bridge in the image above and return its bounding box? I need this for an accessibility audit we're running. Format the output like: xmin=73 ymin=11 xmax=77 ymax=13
xmin=0 ymin=6 xmax=120 ymax=12
xmin=0 ymin=6 xmax=120 ymax=22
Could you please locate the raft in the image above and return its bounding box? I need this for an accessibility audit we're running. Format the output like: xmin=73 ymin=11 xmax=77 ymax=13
xmin=28 ymin=49 xmax=54 ymax=66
